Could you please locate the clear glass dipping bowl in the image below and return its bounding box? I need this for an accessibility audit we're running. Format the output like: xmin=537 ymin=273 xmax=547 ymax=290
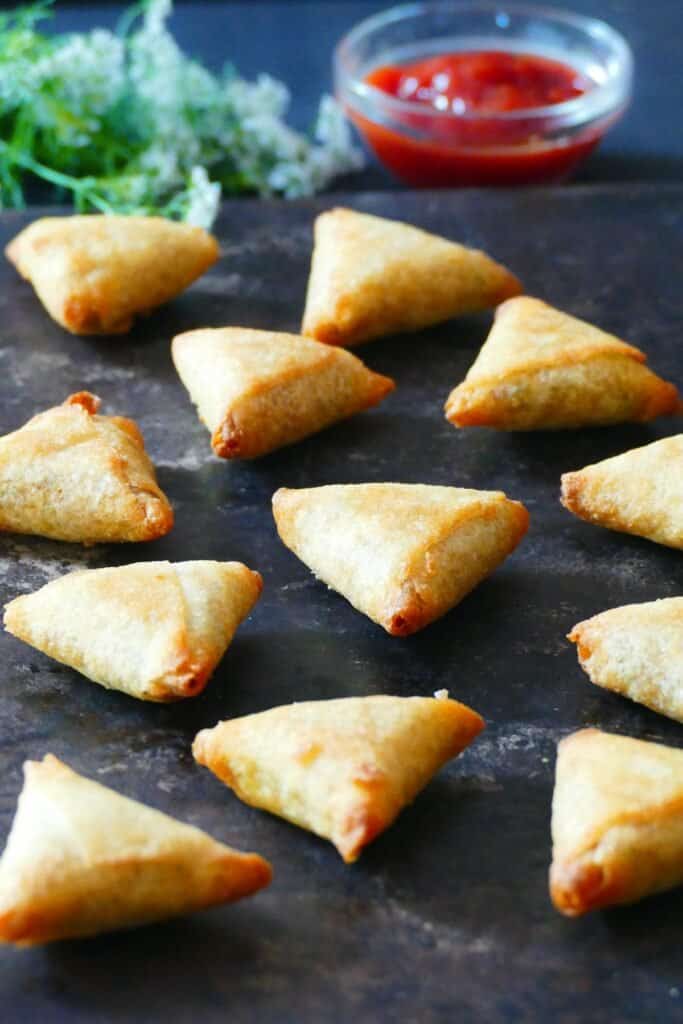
xmin=335 ymin=2 xmax=633 ymax=186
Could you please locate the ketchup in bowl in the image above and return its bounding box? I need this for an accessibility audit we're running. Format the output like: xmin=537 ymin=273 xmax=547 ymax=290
xmin=335 ymin=5 xmax=633 ymax=188
xmin=360 ymin=50 xmax=594 ymax=185
xmin=367 ymin=51 xmax=588 ymax=117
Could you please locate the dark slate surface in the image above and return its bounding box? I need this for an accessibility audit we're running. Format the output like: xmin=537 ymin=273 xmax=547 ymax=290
xmin=0 ymin=183 xmax=682 ymax=1023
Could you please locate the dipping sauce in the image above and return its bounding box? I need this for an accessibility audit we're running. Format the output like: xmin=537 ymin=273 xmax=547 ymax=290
xmin=356 ymin=49 xmax=600 ymax=186
xmin=367 ymin=51 xmax=588 ymax=116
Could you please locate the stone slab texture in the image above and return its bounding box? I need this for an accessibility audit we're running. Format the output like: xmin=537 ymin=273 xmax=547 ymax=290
xmin=0 ymin=185 xmax=682 ymax=1023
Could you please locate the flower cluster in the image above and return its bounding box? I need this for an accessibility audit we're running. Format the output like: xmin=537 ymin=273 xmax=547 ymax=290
xmin=0 ymin=0 xmax=363 ymax=225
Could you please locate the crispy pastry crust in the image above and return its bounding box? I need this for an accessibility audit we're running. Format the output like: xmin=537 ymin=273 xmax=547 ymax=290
xmin=445 ymin=297 xmax=681 ymax=430
xmin=550 ymin=729 xmax=683 ymax=916
xmin=0 ymin=391 xmax=173 ymax=544
xmin=301 ymin=207 xmax=522 ymax=347
xmin=193 ymin=693 xmax=484 ymax=862
xmin=172 ymin=327 xmax=394 ymax=459
xmin=4 ymin=560 xmax=262 ymax=701
xmin=561 ymin=434 xmax=683 ymax=549
xmin=6 ymin=215 xmax=219 ymax=335
xmin=568 ymin=597 xmax=683 ymax=722
xmin=0 ymin=755 xmax=272 ymax=945
xmin=272 ymin=483 xmax=529 ymax=635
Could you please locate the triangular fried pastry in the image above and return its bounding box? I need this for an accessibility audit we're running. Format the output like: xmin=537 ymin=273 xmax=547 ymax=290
xmin=301 ymin=207 xmax=522 ymax=347
xmin=550 ymin=729 xmax=683 ymax=916
xmin=194 ymin=692 xmax=484 ymax=863
xmin=0 ymin=391 xmax=173 ymax=544
xmin=4 ymin=560 xmax=262 ymax=701
xmin=561 ymin=434 xmax=683 ymax=549
xmin=568 ymin=598 xmax=683 ymax=723
xmin=272 ymin=483 xmax=528 ymax=636
xmin=0 ymin=755 xmax=272 ymax=945
xmin=446 ymin=297 xmax=681 ymax=430
xmin=172 ymin=327 xmax=394 ymax=458
xmin=6 ymin=214 xmax=219 ymax=335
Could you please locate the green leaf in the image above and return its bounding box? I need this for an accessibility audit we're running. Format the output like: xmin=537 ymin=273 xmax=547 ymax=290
xmin=0 ymin=0 xmax=362 ymax=223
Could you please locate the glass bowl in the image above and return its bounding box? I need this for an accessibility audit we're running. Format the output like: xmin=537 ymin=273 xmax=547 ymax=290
xmin=334 ymin=1 xmax=633 ymax=186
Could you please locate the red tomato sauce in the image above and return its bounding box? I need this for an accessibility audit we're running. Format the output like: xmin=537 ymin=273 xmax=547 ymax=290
xmin=367 ymin=51 xmax=588 ymax=116
xmin=356 ymin=50 xmax=599 ymax=186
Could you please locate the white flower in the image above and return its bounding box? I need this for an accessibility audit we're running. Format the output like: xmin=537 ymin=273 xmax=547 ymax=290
xmin=0 ymin=0 xmax=364 ymax=223
xmin=183 ymin=166 xmax=221 ymax=228
xmin=315 ymin=95 xmax=364 ymax=167
xmin=34 ymin=30 xmax=125 ymax=117
xmin=144 ymin=0 xmax=173 ymax=36
xmin=136 ymin=145 xmax=181 ymax=188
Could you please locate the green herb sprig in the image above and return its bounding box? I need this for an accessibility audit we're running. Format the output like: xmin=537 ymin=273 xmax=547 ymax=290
xmin=0 ymin=0 xmax=363 ymax=226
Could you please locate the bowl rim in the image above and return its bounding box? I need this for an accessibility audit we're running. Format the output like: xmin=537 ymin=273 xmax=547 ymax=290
xmin=335 ymin=0 xmax=633 ymax=124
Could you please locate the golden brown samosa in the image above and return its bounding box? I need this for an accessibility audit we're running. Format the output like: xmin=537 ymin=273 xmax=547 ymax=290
xmin=568 ymin=598 xmax=683 ymax=723
xmin=4 ymin=560 xmax=262 ymax=701
xmin=561 ymin=434 xmax=683 ymax=549
xmin=272 ymin=483 xmax=529 ymax=635
xmin=194 ymin=693 xmax=484 ymax=862
xmin=446 ymin=297 xmax=680 ymax=430
xmin=6 ymin=214 xmax=219 ymax=334
xmin=301 ymin=207 xmax=521 ymax=347
xmin=0 ymin=755 xmax=272 ymax=945
xmin=0 ymin=391 xmax=173 ymax=544
xmin=551 ymin=729 xmax=683 ymax=916
xmin=172 ymin=326 xmax=394 ymax=458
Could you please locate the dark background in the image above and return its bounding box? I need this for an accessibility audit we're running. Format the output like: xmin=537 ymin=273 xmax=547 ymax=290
xmin=1 ymin=0 xmax=682 ymax=187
